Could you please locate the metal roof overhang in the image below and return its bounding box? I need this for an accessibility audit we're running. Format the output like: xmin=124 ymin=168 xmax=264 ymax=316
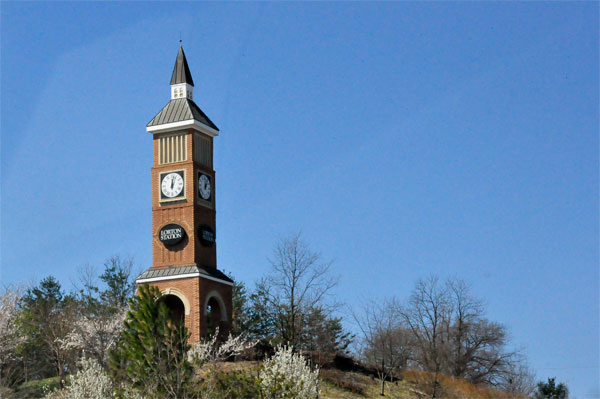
xmin=146 ymin=120 xmax=219 ymax=137
xmin=136 ymin=265 xmax=233 ymax=286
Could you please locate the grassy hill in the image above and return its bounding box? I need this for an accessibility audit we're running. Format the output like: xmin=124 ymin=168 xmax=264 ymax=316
xmin=323 ymin=369 xmax=512 ymax=399
xmin=8 ymin=361 xmax=516 ymax=399
xmin=208 ymin=360 xmax=516 ymax=399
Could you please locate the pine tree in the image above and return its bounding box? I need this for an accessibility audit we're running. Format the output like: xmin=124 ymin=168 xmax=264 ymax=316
xmin=109 ymin=284 xmax=192 ymax=399
xmin=99 ymin=256 xmax=136 ymax=311
xmin=229 ymin=274 xmax=252 ymax=337
xmin=20 ymin=276 xmax=76 ymax=384
xmin=535 ymin=378 xmax=568 ymax=399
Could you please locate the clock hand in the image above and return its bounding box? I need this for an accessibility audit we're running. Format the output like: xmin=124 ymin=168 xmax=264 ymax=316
xmin=171 ymin=178 xmax=174 ymax=190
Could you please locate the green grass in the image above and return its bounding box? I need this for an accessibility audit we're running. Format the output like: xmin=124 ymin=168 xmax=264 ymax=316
xmin=12 ymin=376 xmax=64 ymax=399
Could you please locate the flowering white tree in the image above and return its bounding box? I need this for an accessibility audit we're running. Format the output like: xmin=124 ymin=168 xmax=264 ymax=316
xmin=188 ymin=328 xmax=257 ymax=365
xmin=0 ymin=285 xmax=25 ymax=386
xmin=58 ymin=307 xmax=127 ymax=365
xmin=44 ymin=357 xmax=114 ymax=399
xmin=44 ymin=356 xmax=146 ymax=399
xmin=0 ymin=285 xmax=22 ymax=355
xmin=260 ymin=345 xmax=319 ymax=399
xmin=185 ymin=330 xmax=258 ymax=399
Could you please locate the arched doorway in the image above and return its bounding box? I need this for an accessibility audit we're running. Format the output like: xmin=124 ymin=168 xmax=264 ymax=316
xmin=163 ymin=294 xmax=185 ymax=328
xmin=206 ymin=297 xmax=222 ymax=337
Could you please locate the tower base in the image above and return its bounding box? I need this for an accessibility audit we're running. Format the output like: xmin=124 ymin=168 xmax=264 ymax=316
xmin=136 ymin=265 xmax=233 ymax=343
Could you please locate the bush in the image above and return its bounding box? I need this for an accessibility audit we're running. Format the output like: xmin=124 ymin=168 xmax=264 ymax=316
xmin=44 ymin=357 xmax=112 ymax=399
xmin=209 ymin=370 xmax=262 ymax=399
xmin=14 ymin=377 xmax=63 ymax=399
xmin=259 ymin=345 xmax=319 ymax=399
xmin=0 ymin=386 xmax=15 ymax=399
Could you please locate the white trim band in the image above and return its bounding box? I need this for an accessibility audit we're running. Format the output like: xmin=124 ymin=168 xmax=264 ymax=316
xmin=136 ymin=272 xmax=233 ymax=286
xmin=147 ymin=120 xmax=219 ymax=137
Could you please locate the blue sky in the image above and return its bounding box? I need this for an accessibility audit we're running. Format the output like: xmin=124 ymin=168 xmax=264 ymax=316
xmin=1 ymin=2 xmax=598 ymax=397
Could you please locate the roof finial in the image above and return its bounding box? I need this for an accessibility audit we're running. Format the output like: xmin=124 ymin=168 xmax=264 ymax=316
xmin=179 ymin=32 xmax=182 ymax=46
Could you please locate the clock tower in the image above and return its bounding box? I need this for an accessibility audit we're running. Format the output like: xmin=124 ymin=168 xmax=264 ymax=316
xmin=136 ymin=46 xmax=232 ymax=342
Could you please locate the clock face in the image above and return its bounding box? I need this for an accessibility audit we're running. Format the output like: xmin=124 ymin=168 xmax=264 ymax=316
xmin=161 ymin=171 xmax=185 ymax=199
xmin=198 ymin=173 xmax=211 ymax=201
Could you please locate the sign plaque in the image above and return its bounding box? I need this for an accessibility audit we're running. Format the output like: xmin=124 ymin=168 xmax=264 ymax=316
xmin=159 ymin=224 xmax=186 ymax=246
xmin=199 ymin=225 xmax=216 ymax=246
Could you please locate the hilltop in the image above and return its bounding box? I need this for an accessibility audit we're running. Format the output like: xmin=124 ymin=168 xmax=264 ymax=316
xmin=208 ymin=359 xmax=517 ymax=399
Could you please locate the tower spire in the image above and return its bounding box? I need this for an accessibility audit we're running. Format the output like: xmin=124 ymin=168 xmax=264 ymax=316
xmin=170 ymin=45 xmax=194 ymax=86
xmin=149 ymin=46 xmax=218 ymax=134
xmin=169 ymin=46 xmax=195 ymax=100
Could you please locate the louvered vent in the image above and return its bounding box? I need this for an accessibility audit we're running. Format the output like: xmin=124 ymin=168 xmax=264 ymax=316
xmin=194 ymin=134 xmax=212 ymax=167
xmin=159 ymin=134 xmax=188 ymax=164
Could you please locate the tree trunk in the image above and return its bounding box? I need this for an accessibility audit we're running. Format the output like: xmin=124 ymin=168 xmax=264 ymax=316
xmin=380 ymin=358 xmax=386 ymax=396
xmin=55 ymin=358 xmax=65 ymax=388
xmin=431 ymin=370 xmax=439 ymax=399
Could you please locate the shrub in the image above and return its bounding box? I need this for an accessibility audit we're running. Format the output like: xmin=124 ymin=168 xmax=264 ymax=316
xmin=209 ymin=370 xmax=262 ymax=399
xmin=259 ymin=345 xmax=319 ymax=399
xmin=44 ymin=357 xmax=112 ymax=399
xmin=14 ymin=376 xmax=63 ymax=399
xmin=0 ymin=386 xmax=15 ymax=399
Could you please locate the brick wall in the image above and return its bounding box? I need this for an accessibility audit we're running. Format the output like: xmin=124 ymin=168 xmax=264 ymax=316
xmin=151 ymin=277 xmax=232 ymax=343
xmin=144 ymin=129 xmax=231 ymax=343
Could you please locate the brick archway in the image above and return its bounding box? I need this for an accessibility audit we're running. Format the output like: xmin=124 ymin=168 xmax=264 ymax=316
xmin=162 ymin=294 xmax=185 ymax=327
xmin=161 ymin=288 xmax=191 ymax=316
xmin=203 ymin=290 xmax=228 ymax=322
xmin=204 ymin=290 xmax=228 ymax=337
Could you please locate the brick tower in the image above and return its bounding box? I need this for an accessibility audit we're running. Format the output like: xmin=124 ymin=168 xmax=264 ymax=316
xmin=136 ymin=46 xmax=232 ymax=343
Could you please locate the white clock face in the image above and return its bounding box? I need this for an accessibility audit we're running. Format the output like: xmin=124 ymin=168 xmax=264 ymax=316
xmin=161 ymin=172 xmax=184 ymax=198
xmin=198 ymin=173 xmax=211 ymax=200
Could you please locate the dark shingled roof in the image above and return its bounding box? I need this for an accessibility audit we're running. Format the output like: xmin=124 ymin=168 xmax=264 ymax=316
xmin=170 ymin=46 xmax=194 ymax=86
xmin=136 ymin=265 xmax=233 ymax=283
xmin=147 ymin=98 xmax=219 ymax=131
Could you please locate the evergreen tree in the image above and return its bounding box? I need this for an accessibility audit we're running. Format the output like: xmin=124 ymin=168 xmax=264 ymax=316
xmin=109 ymin=284 xmax=193 ymax=399
xmin=22 ymin=276 xmax=64 ymax=308
xmin=246 ymin=280 xmax=278 ymax=341
xmin=535 ymin=378 xmax=568 ymax=399
xmin=229 ymin=274 xmax=252 ymax=337
xmin=19 ymin=276 xmax=77 ymax=384
xmin=300 ymin=307 xmax=353 ymax=353
xmin=99 ymin=255 xmax=136 ymax=311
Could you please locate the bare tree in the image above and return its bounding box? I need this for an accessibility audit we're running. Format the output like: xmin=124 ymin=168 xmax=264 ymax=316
xmin=498 ymin=361 xmax=536 ymax=398
xmin=254 ymin=233 xmax=338 ymax=349
xmin=353 ymin=297 xmax=412 ymax=396
xmin=444 ymin=278 xmax=519 ymax=385
xmin=399 ymin=276 xmax=451 ymax=398
xmin=446 ymin=278 xmax=484 ymax=378
xmin=399 ymin=276 xmax=521 ymax=394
